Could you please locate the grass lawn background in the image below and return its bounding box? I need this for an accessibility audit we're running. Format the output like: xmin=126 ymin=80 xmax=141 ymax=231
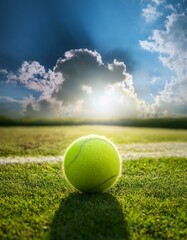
xmin=0 ymin=126 xmax=187 ymax=157
xmin=0 ymin=126 xmax=187 ymax=239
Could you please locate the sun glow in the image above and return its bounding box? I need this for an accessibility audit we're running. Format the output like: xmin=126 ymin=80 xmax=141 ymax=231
xmin=88 ymin=88 xmax=120 ymax=117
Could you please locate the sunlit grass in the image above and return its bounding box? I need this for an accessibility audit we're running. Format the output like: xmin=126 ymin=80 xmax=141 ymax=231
xmin=1 ymin=126 xmax=186 ymax=239
xmin=0 ymin=158 xmax=186 ymax=240
xmin=0 ymin=126 xmax=187 ymax=157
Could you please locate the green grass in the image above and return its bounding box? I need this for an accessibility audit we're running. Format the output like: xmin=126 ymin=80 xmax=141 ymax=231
xmin=1 ymin=126 xmax=187 ymax=239
xmin=0 ymin=157 xmax=186 ymax=240
xmin=1 ymin=126 xmax=187 ymax=157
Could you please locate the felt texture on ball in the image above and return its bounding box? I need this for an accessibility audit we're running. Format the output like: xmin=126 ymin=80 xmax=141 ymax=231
xmin=63 ymin=135 xmax=121 ymax=193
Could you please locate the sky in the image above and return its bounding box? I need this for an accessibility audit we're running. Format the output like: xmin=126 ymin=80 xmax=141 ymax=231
xmin=0 ymin=0 xmax=187 ymax=118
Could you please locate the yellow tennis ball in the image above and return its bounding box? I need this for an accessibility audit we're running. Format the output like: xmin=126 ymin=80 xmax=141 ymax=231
xmin=63 ymin=135 xmax=121 ymax=193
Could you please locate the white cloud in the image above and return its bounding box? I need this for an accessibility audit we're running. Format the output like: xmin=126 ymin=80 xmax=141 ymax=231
xmin=140 ymin=12 xmax=187 ymax=82
xmin=2 ymin=61 xmax=64 ymax=97
xmin=152 ymin=0 xmax=164 ymax=6
xmin=141 ymin=0 xmax=165 ymax=23
xmin=0 ymin=96 xmax=23 ymax=117
xmin=165 ymin=4 xmax=176 ymax=12
xmin=142 ymin=4 xmax=163 ymax=22
xmin=51 ymin=49 xmax=150 ymax=118
xmin=81 ymin=85 xmax=93 ymax=94
xmin=0 ymin=96 xmax=22 ymax=103
xmin=0 ymin=49 xmax=151 ymax=118
xmin=140 ymin=8 xmax=187 ymax=116
xmin=0 ymin=69 xmax=9 ymax=75
xmin=64 ymin=48 xmax=103 ymax=66
xmin=150 ymin=75 xmax=161 ymax=84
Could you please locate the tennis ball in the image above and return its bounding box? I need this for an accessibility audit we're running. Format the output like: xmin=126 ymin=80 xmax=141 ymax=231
xmin=63 ymin=135 xmax=121 ymax=193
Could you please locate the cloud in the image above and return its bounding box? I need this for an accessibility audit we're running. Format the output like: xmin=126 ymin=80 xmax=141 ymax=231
xmin=140 ymin=7 xmax=187 ymax=116
xmin=142 ymin=4 xmax=163 ymax=23
xmin=0 ymin=96 xmax=23 ymax=117
xmin=141 ymin=0 xmax=165 ymax=23
xmin=102 ymin=49 xmax=137 ymax=73
xmin=23 ymin=96 xmax=64 ymax=118
xmin=0 ymin=96 xmax=21 ymax=104
xmin=81 ymin=85 xmax=93 ymax=94
xmin=150 ymin=75 xmax=161 ymax=84
xmin=0 ymin=49 xmax=150 ymax=118
xmin=165 ymin=4 xmax=176 ymax=12
xmin=153 ymin=81 xmax=187 ymax=117
xmin=151 ymin=0 xmax=164 ymax=6
xmin=1 ymin=61 xmax=64 ymax=97
xmin=1 ymin=1 xmax=187 ymax=119
xmin=50 ymin=49 xmax=149 ymax=117
xmin=2 ymin=43 xmax=186 ymax=118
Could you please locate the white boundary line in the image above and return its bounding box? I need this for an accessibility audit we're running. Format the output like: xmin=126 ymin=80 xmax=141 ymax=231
xmin=0 ymin=142 xmax=187 ymax=165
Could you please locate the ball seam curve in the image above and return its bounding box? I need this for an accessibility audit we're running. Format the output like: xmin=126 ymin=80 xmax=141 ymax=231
xmin=86 ymin=174 xmax=118 ymax=193
xmin=65 ymin=138 xmax=118 ymax=169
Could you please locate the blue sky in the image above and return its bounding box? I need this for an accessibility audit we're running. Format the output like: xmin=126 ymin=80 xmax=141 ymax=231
xmin=0 ymin=0 xmax=186 ymax=118
xmin=0 ymin=0 xmax=147 ymax=69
